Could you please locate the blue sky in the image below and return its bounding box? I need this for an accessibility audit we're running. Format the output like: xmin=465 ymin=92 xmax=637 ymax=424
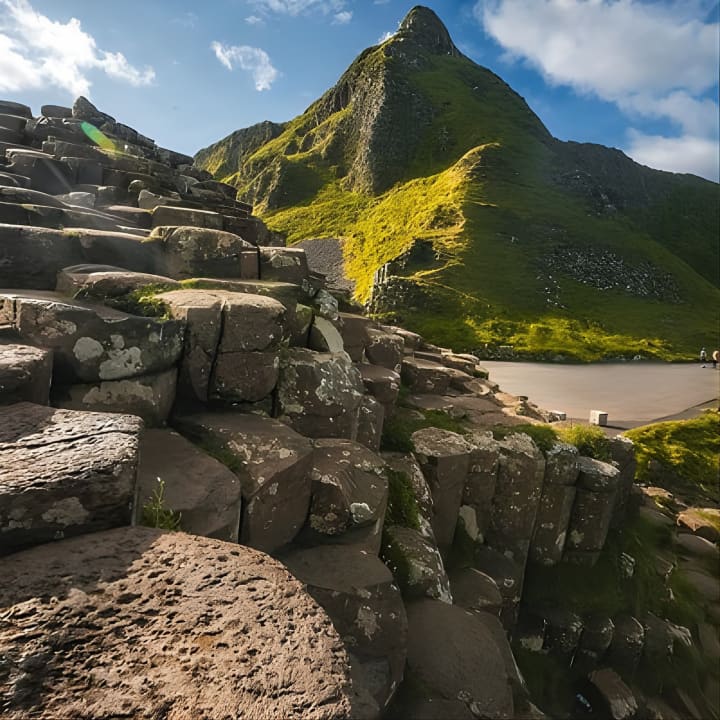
xmin=1 ymin=0 xmax=718 ymax=180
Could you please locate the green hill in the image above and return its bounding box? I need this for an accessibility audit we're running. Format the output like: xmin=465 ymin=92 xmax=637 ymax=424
xmin=195 ymin=6 xmax=720 ymax=361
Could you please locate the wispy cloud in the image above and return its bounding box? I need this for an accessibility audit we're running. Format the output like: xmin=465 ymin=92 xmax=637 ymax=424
xmin=378 ymin=30 xmax=395 ymax=43
xmin=211 ymin=41 xmax=279 ymax=91
xmin=0 ymin=0 xmax=155 ymax=96
xmin=476 ymin=0 xmax=719 ymax=180
xmin=171 ymin=11 xmax=198 ymax=28
xmin=245 ymin=15 xmax=265 ymax=25
xmin=248 ymin=0 xmax=348 ymax=20
xmin=333 ymin=10 xmax=352 ymax=24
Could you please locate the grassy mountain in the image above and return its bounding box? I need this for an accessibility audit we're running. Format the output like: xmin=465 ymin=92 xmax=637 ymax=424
xmin=195 ymin=6 xmax=720 ymax=361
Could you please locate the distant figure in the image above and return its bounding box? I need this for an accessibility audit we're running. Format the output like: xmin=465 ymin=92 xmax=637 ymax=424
xmin=713 ymin=349 xmax=719 ymax=370
xmin=700 ymin=347 xmax=707 ymax=367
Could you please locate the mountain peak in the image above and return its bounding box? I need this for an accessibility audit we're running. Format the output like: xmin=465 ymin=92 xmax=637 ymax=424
xmin=395 ymin=5 xmax=460 ymax=57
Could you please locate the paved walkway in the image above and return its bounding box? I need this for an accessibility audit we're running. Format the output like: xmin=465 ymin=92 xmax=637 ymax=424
xmin=483 ymin=361 xmax=720 ymax=429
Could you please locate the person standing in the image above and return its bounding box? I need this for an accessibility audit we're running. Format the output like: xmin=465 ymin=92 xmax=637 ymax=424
xmin=713 ymin=349 xmax=719 ymax=370
xmin=700 ymin=347 xmax=707 ymax=367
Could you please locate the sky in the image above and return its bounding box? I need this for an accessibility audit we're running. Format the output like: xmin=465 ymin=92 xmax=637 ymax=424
xmin=1 ymin=0 xmax=718 ymax=181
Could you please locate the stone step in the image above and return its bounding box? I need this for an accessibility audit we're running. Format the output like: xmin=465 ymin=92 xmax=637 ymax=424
xmin=0 ymin=113 xmax=28 ymax=133
xmin=173 ymin=411 xmax=314 ymax=554
xmin=0 ymin=225 xmax=157 ymax=289
xmin=0 ymin=100 xmax=32 ymax=118
xmin=0 ymin=402 xmax=142 ymax=555
xmin=0 ymin=201 xmax=137 ymax=232
xmin=0 ymin=290 xmax=184 ymax=383
xmin=40 ymin=104 xmax=72 ymax=119
xmin=0 ymin=526 xmax=355 ymax=719
xmin=56 ymin=265 xmax=180 ymax=298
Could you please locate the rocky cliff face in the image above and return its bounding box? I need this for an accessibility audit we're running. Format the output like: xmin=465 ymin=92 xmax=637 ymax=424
xmin=195 ymin=5 xmax=719 ymax=361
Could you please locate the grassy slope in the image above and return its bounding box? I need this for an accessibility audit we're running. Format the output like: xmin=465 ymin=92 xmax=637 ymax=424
xmin=199 ymin=49 xmax=720 ymax=361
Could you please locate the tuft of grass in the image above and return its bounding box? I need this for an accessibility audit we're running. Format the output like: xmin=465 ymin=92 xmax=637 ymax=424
xmin=558 ymin=424 xmax=611 ymax=461
xmin=384 ymin=468 xmax=420 ymax=530
xmin=492 ymin=423 xmax=560 ymax=453
xmin=96 ymin=283 xmax=176 ymax=319
xmin=380 ymin=407 xmax=468 ymax=453
xmin=625 ymin=410 xmax=720 ymax=504
xmin=140 ymin=477 xmax=182 ymax=531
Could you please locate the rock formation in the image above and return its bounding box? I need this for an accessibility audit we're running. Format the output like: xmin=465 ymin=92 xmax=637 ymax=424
xmin=1 ymin=94 xmax=716 ymax=720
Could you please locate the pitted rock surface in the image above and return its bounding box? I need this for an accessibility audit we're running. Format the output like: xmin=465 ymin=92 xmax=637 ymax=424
xmin=0 ymin=403 xmax=141 ymax=555
xmin=0 ymin=526 xmax=354 ymax=720
xmin=0 ymin=343 xmax=53 ymax=405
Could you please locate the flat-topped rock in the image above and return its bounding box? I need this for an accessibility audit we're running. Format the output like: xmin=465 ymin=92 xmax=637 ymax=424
xmin=0 ymin=343 xmax=53 ymax=405
xmin=358 ymin=363 xmax=401 ymax=407
xmin=0 ymin=290 xmax=184 ymax=383
xmin=146 ymin=225 xmax=258 ymax=279
xmin=0 ymin=100 xmax=32 ymax=117
xmin=365 ymin=328 xmax=404 ymax=372
xmin=173 ymin=412 xmax=314 ymax=553
xmin=0 ymin=403 xmax=141 ymax=555
xmin=135 ymin=429 xmax=242 ymax=542
xmin=259 ymin=246 xmax=310 ymax=284
xmin=151 ymin=204 xmax=224 ymax=230
xmin=0 ymin=527 xmax=355 ymax=719
xmin=401 ymin=357 xmax=453 ymax=394
xmin=0 ymin=225 xmax=157 ymax=289
xmin=338 ymin=312 xmax=374 ymax=361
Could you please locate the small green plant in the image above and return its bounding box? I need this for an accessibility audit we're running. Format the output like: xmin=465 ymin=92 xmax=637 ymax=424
xmin=385 ymin=468 xmax=420 ymax=530
xmin=558 ymin=424 xmax=611 ymax=461
xmin=492 ymin=423 xmax=560 ymax=453
xmin=141 ymin=477 xmax=182 ymax=531
xmin=380 ymin=408 xmax=468 ymax=452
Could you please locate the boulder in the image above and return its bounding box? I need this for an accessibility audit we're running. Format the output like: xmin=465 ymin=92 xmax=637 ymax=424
xmin=449 ymin=567 xmax=503 ymax=616
xmin=280 ymin=544 xmax=407 ymax=712
xmin=677 ymin=507 xmax=720 ymax=543
xmin=303 ymin=439 xmax=388 ymax=552
xmin=0 ymin=403 xmax=141 ymax=555
xmin=146 ymin=226 xmax=257 ymax=279
xmin=338 ymin=312 xmax=373 ymax=361
xmin=51 ymin=368 xmax=177 ymax=426
xmin=358 ymin=363 xmax=401 ymax=411
xmin=309 ymin=316 xmax=345 ymax=353
xmin=461 ymin=431 xmax=500 ymax=544
xmin=394 ymin=599 xmax=514 ymax=719
xmin=277 ymin=349 xmax=365 ymax=439
xmin=544 ymin=442 xmax=580 ymax=485
xmin=259 ymin=247 xmax=310 ymax=284
xmin=135 ymin=429 xmax=242 ymax=542
xmin=365 ymin=328 xmax=404 ymax=373
xmin=382 ymin=525 xmax=452 ymax=603
xmin=56 ymin=266 xmax=179 ymax=299
xmin=0 ymin=527 xmax=355 ymax=719
xmin=401 ymin=357 xmax=452 ymax=394
xmin=0 ymin=343 xmax=53 ymax=405
xmin=485 ymin=433 xmax=546 ymax=567
xmin=1 ymin=291 xmax=184 ymax=383
xmin=41 ymin=103 xmax=72 ymax=118
xmin=173 ymin=412 xmax=313 ymax=554
xmin=411 ymin=427 xmax=472 ymax=552
xmin=0 ymin=100 xmax=32 ymax=117
xmin=474 ymin=545 xmax=525 ymax=629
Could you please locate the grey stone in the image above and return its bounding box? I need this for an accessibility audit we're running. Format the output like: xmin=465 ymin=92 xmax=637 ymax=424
xmin=382 ymin=451 xmax=435 ymax=540
xmin=365 ymin=328 xmax=404 ymax=372
xmin=338 ymin=312 xmax=373 ymax=361
xmin=474 ymin=545 xmax=524 ymax=629
xmin=401 ymin=357 xmax=452 ymax=394
xmin=540 ymin=608 xmax=583 ymax=658
xmin=565 ymin=486 xmax=618 ymax=559
xmin=382 ymin=525 xmax=452 ymax=603
xmin=544 ymin=442 xmax=580 ymax=485
xmin=577 ymin=455 xmax=620 ymax=492
xmin=0 ymin=403 xmax=141 ymax=555
xmin=41 ymin=104 xmax=72 ymax=118
xmin=0 ymin=101 xmax=32 ymax=117
xmin=304 ymin=439 xmax=388 ymax=552
xmin=358 ymin=363 xmax=401 ymax=409
xmin=147 ymin=226 xmax=256 ymax=279
xmin=212 ymin=351 xmax=280 ymax=403
xmin=135 ymin=429 xmax=242 ymax=542
xmin=308 ymin=316 xmax=345 ymax=353
xmin=530 ymin=483 xmax=577 ymax=565
xmin=485 ymin=433 xmax=545 ymax=567
xmin=280 ymin=544 xmax=407 ymax=712
xmin=411 ymin=427 xmax=472 ymax=552
xmin=0 ymin=343 xmax=53 ymax=405
xmin=356 ymin=395 xmax=384 ymax=452
xmin=462 ymin=431 xmax=500 ymax=543
xmin=51 ymin=368 xmax=177 ymax=426
xmin=173 ymin=412 xmax=313 ymax=554
xmin=277 ymin=348 xmax=365 ymax=439
xmin=56 ymin=266 xmax=179 ymax=299
xmin=259 ymin=247 xmax=310 ymax=284
xmin=588 ymin=668 xmax=638 ymax=720
xmin=1 ymin=291 xmax=184 ymax=383
xmin=152 ymin=205 xmax=224 ymax=230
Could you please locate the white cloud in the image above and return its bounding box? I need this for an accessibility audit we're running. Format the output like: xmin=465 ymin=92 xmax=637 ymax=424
xmin=626 ymin=130 xmax=719 ymax=181
xmin=378 ymin=30 xmax=395 ymax=43
xmin=476 ymin=0 xmax=719 ymax=180
xmin=245 ymin=15 xmax=265 ymax=25
xmin=0 ymin=0 xmax=154 ymax=97
xmin=249 ymin=0 xmax=347 ymax=19
xmin=211 ymin=41 xmax=279 ymax=91
xmin=333 ymin=10 xmax=352 ymax=24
